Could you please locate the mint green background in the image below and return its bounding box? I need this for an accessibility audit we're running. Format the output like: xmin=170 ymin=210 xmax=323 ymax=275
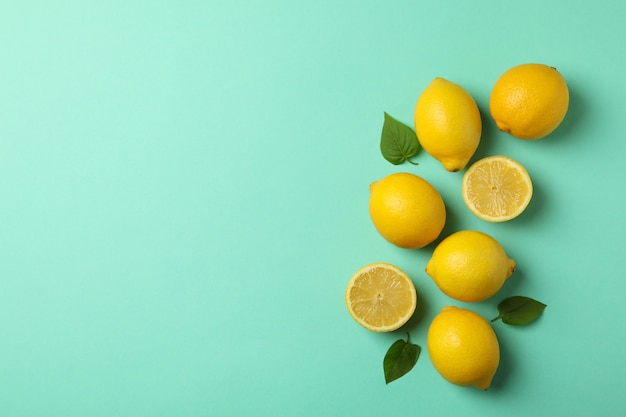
xmin=1 ymin=1 xmax=625 ymax=416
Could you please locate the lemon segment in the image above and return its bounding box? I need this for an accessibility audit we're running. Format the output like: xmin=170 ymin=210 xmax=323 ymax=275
xmin=462 ymin=155 xmax=533 ymax=222
xmin=345 ymin=263 xmax=417 ymax=332
xmin=427 ymin=306 xmax=500 ymax=390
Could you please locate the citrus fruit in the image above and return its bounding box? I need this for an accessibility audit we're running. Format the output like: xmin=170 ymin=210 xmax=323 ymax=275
xmin=462 ymin=155 xmax=533 ymax=222
xmin=426 ymin=230 xmax=516 ymax=302
xmin=369 ymin=172 xmax=446 ymax=249
xmin=427 ymin=306 xmax=500 ymax=390
xmin=489 ymin=63 xmax=569 ymax=140
xmin=345 ymin=263 xmax=417 ymax=332
xmin=414 ymin=77 xmax=482 ymax=172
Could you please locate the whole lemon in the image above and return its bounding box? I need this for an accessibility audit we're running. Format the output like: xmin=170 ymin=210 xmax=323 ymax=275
xmin=489 ymin=63 xmax=569 ymax=140
xmin=426 ymin=230 xmax=515 ymax=302
xmin=428 ymin=306 xmax=500 ymax=390
xmin=414 ymin=78 xmax=481 ymax=172
xmin=369 ymin=172 xmax=446 ymax=249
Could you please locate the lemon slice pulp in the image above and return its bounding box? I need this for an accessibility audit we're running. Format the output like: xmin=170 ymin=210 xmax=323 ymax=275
xmin=345 ymin=263 xmax=417 ymax=332
xmin=462 ymin=155 xmax=533 ymax=222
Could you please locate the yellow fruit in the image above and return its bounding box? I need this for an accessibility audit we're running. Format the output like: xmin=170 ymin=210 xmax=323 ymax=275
xmin=427 ymin=306 xmax=500 ymax=390
xmin=345 ymin=263 xmax=417 ymax=332
xmin=414 ymin=78 xmax=482 ymax=172
xmin=426 ymin=230 xmax=516 ymax=302
xmin=369 ymin=172 xmax=446 ymax=249
xmin=462 ymin=155 xmax=533 ymax=222
xmin=490 ymin=63 xmax=569 ymax=140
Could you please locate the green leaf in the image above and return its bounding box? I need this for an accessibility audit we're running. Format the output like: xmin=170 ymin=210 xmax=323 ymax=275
xmin=383 ymin=333 xmax=421 ymax=384
xmin=491 ymin=296 xmax=547 ymax=325
xmin=380 ymin=112 xmax=420 ymax=165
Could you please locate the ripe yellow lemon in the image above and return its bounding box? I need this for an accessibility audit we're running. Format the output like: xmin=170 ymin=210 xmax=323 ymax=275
xmin=345 ymin=263 xmax=417 ymax=332
xmin=489 ymin=63 xmax=569 ymax=140
xmin=369 ymin=172 xmax=446 ymax=249
xmin=426 ymin=230 xmax=516 ymax=302
xmin=462 ymin=155 xmax=533 ymax=222
xmin=427 ymin=306 xmax=500 ymax=390
xmin=414 ymin=78 xmax=482 ymax=172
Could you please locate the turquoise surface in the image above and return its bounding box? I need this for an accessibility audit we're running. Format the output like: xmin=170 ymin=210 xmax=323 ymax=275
xmin=1 ymin=1 xmax=625 ymax=415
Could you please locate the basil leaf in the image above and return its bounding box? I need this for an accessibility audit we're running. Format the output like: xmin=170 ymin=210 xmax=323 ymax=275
xmin=380 ymin=112 xmax=420 ymax=165
xmin=491 ymin=296 xmax=547 ymax=325
xmin=383 ymin=333 xmax=420 ymax=384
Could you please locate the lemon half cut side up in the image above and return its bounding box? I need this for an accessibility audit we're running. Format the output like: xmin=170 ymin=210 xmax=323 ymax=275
xmin=345 ymin=263 xmax=417 ymax=332
xmin=462 ymin=155 xmax=533 ymax=222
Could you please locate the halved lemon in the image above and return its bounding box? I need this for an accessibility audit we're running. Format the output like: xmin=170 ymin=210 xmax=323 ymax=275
xmin=462 ymin=155 xmax=533 ymax=222
xmin=345 ymin=263 xmax=417 ymax=332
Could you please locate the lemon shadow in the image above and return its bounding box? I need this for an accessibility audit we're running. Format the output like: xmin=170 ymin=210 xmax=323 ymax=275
xmin=471 ymin=106 xmax=501 ymax=163
xmin=431 ymin=202 xmax=463 ymax=247
xmin=543 ymin=84 xmax=584 ymax=143
xmin=507 ymin=175 xmax=546 ymax=226
xmin=488 ymin=306 xmax=549 ymax=393
xmin=399 ymin=285 xmax=430 ymax=334
xmin=501 ymin=265 xmax=526 ymax=297
xmin=487 ymin=327 xmax=514 ymax=392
